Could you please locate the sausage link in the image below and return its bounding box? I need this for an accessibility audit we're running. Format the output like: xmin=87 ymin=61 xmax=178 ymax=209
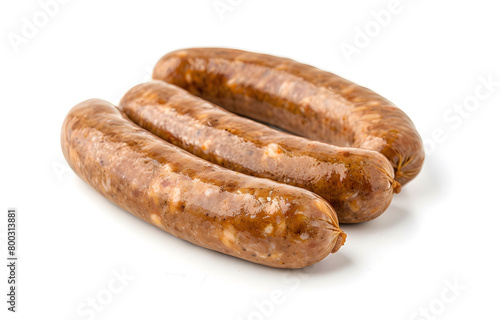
xmin=61 ymin=99 xmax=346 ymax=268
xmin=119 ymin=81 xmax=400 ymax=223
xmin=152 ymin=48 xmax=425 ymax=186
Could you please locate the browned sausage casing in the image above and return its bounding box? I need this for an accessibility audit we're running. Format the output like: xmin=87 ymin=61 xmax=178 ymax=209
xmin=120 ymin=81 xmax=400 ymax=223
xmin=61 ymin=98 xmax=346 ymax=268
xmin=152 ymin=48 xmax=425 ymax=186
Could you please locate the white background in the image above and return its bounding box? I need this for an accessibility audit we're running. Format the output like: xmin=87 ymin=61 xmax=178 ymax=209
xmin=1 ymin=0 xmax=499 ymax=319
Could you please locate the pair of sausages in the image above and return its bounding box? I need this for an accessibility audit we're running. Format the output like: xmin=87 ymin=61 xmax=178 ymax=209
xmin=61 ymin=48 xmax=424 ymax=268
xmin=62 ymin=99 xmax=345 ymax=268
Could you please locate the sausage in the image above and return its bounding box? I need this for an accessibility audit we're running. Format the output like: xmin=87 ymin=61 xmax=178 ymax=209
xmin=119 ymin=81 xmax=400 ymax=223
xmin=152 ymin=48 xmax=425 ymax=186
xmin=61 ymin=98 xmax=346 ymax=268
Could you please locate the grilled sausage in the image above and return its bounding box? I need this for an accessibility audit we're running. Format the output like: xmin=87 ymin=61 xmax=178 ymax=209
xmin=61 ymin=98 xmax=346 ymax=268
xmin=119 ymin=81 xmax=400 ymax=223
xmin=152 ymin=48 xmax=425 ymax=186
